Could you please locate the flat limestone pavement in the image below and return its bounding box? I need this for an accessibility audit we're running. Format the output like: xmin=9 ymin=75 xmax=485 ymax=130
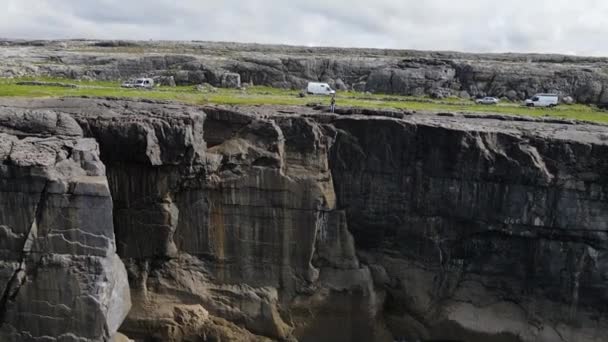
xmin=4 ymin=39 xmax=608 ymax=104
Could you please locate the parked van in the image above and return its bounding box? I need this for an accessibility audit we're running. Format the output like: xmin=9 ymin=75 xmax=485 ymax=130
xmin=307 ymin=82 xmax=335 ymax=95
xmin=122 ymin=78 xmax=154 ymax=89
xmin=525 ymin=93 xmax=558 ymax=107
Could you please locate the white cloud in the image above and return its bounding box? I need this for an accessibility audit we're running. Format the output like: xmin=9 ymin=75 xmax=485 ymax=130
xmin=1 ymin=0 xmax=607 ymax=56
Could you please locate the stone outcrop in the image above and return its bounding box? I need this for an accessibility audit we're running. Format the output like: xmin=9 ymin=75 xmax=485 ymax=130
xmin=152 ymin=75 xmax=176 ymax=87
xmin=0 ymin=107 xmax=131 ymax=341
xmin=0 ymin=97 xmax=607 ymax=341
xmin=5 ymin=40 xmax=608 ymax=104
xmin=221 ymin=72 xmax=242 ymax=88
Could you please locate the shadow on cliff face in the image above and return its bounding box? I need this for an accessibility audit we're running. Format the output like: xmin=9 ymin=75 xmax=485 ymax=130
xmin=382 ymin=290 xmax=523 ymax=342
xmin=431 ymin=321 xmax=523 ymax=342
xmin=327 ymin=115 xmax=608 ymax=342
xmin=201 ymin=107 xmax=254 ymax=148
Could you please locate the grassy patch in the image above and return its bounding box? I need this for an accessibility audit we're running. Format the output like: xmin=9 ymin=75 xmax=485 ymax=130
xmin=1 ymin=77 xmax=608 ymax=123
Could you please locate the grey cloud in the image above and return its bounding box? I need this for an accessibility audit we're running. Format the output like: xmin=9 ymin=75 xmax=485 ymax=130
xmin=1 ymin=0 xmax=607 ymax=55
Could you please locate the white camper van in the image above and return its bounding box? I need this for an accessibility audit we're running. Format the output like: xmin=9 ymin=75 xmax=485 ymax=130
xmin=307 ymin=82 xmax=335 ymax=95
xmin=121 ymin=78 xmax=154 ymax=89
xmin=525 ymin=94 xmax=559 ymax=107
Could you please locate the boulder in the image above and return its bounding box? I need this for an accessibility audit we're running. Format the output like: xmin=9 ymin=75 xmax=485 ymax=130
xmin=562 ymin=95 xmax=575 ymax=104
xmin=195 ymin=83 xmax=217 ymax=93
xmin=458 ymin=90 xmax=471 ymax=99
xmin=334 ymin=78 xmax=348 ymax=90
xmin=221 ymin=72 xmax=241 ymax=88
xmin=429 ymin=88 xmax=449 ymax=99
xmin=506 ymin=89 xmax=519 ymax=100
xmin=153 ymin=75 xmax=176 ymax=87
xmin=352 ymin=81 xmax=367 ymax=92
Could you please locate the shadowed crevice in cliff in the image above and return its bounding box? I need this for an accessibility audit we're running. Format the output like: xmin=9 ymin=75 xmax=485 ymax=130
xmin=105 ymin=163 xmax=183 ymax=258
xmin=201 ymin=107 xmax=254 ymax=148
xmin=66 ymin=99 xmax=207 ymax=261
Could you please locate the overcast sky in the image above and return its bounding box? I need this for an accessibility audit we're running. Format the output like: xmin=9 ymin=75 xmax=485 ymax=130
xmin=3 ymin=0 xmax=608 ymax=56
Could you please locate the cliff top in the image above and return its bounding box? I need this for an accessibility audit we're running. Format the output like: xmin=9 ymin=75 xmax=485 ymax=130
xmin=1 ymin=97 xmax=607 ymax=146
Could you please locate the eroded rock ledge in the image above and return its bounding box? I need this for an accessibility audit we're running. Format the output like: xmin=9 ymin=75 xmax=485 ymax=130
xmin=0 ymin=97 xmax=607 ymax=342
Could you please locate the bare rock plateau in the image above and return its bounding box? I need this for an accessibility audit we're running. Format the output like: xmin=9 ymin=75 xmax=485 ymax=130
xmin=5 ymin=39 xmax=608 ymax=104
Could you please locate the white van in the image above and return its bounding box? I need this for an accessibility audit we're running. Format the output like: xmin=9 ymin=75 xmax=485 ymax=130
xmin=307 ymin=82 xmax=335 ymax=95
xmin=525 ymin=93 xmax=559 ymax=107
xmin=121 ymin=78 xmax=154 ymax=89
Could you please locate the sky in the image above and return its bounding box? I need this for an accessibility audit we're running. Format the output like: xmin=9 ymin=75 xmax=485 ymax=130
xmin=2 ymin=0 xmax=608 ymax=56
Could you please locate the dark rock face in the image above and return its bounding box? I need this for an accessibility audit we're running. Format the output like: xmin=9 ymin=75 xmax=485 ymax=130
xmin=6 ymin=40 xmax=608 ymax=104
xmin=0 ymin=98 xmax=607 ymax=341
xmin=221 ymin=72 xmax=242 ymax=88
xmin=0 ymin=108 xmax=131 ymax=341
xmin=330 ymin=115 xmax=608 ymax=341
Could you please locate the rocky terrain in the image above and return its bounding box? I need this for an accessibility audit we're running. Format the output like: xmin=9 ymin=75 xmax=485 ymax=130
xmin=0 ymin=97 xmax=607 ymax=341
xmin=4 ymin=40 xmax=608 ymax=105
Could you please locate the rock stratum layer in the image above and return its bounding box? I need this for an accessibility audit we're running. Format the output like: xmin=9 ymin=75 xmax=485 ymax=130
xmin=0 ymin=97 xmax=607 ymax=342
xmin=5 ymin=40 xmax=608 ymax=104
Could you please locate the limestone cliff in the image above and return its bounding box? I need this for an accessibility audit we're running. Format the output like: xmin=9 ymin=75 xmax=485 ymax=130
xmin=0 ymin=107 xmax=131 ymax=341
xmin=329 ymin=114 xmax=608 ymax=341
xmin=0 ymin=97 xmax=607 ymax=342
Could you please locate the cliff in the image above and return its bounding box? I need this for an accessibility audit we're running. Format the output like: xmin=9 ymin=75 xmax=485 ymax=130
xmin=4 ymin=40 xmax=608 ymax=104
xmin=0 ymin=106 xmax=131 ymax=341
xmin=0 ymin=97 xmax=607 ymax=341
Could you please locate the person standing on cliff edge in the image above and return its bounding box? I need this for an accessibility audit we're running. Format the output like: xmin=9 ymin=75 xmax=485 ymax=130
xmin=330 ymin=94 xmax=336 ymax=113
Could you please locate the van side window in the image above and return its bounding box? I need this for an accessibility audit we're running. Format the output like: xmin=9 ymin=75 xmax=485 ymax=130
xmin=532 ymin=96 xmax=539 ymax=101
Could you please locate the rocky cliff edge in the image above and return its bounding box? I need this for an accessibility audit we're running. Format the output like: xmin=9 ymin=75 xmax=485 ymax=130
xmin=0 ymin=97 xmax=607 ymax=341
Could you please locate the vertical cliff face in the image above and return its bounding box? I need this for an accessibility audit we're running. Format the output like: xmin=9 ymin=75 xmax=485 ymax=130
xmin=329 ymin=115 xmax=608 ymax=341
xmin=67 ymin=101 xmax=382 ymax=341
xmin=0 ymin=98 xmax=607 ymax=342
xmin=0 ymin=108 xmax=130 ymax=341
